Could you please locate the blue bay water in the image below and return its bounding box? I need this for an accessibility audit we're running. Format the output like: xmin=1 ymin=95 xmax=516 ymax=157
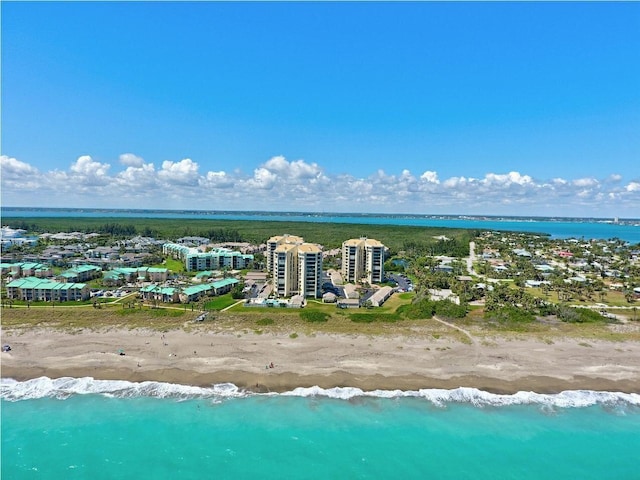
xmin=2 ymin=207 xmax=640 ymax=243
xmin=2 ymin=379 xmax=640 ymax=479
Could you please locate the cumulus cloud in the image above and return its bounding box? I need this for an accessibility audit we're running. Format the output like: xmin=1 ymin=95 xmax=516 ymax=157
xmin=626 ymin=181 xmax=640 ymax=192
xmin=1 ymin=153 xmax=638 ymax=216
xmin=70 ymin=155 xmax=110 ymax=177
xmin=607 ymin=173 xmax=622 ymax=183
xmin=119 ymin=153 xmax=145 ymax=167
xmin=262 ymin=155 xmax=322 ymax=180
xmin=244 ymin=167 xmax=278 ymax=190
xmin=158 ymin=158 xmax=200 ymax=186
xmin=483 ymin=171 xmax=533 ymax=186
xmin=0 ymin=155 xmax=39 ymax=177
xmin=420 ymin=170 xmax=439 ymax=184
xmin=203 ymin=170 xmax=234 ymax=189
xmin=116 ymin=163 xmax=157 ymax=189
xmin=572 ymin=177 xmax=598 ymax=187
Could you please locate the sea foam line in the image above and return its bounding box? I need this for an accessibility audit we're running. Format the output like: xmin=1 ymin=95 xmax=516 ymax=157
xmin=2 ymin=377 xmax=640 ymax=409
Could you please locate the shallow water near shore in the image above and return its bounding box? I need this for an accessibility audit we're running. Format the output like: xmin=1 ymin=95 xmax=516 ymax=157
xmin=2 ymin=378 xmax=640 ymax=479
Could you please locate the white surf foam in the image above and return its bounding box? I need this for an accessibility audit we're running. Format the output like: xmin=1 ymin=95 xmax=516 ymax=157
xmin=0 ymin=377 xmax=246 ymax=402
xmin=2 ymin=377 xmax=639 ymax=409
xmin=282 ymin=385 xmax=640 ymax=408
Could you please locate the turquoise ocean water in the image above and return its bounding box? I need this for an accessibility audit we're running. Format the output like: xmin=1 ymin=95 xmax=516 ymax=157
xmin=2 ymin=378 xmax=640 ymax=479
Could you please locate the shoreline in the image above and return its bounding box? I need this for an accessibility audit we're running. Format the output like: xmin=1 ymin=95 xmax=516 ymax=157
xmin=3 ymin=327 xmax=640 ymax=394
xmin=3 ymin=366 xmax=639 ymax=395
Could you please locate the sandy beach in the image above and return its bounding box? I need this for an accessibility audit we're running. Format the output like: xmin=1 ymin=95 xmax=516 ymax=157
xmin=3 ymin=326 xmax=640 ymax=393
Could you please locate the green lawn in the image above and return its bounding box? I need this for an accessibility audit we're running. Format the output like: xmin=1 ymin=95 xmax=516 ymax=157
xmin=203 ymin=294 xmax=238 ymax=310
xmin=153 ymin=257 xmax=184 ymax=273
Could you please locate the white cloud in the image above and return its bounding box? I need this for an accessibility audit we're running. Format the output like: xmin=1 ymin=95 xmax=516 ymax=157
xmin=203 ymin=170 xmax=234 ymax=189
xmin=116 ymin=163 xmax=157 ymax=188
xmin=70 ymin=155 xmax=110 ymax=177
xmin=443 ymin=176 xmax=472 ymax=188
xmin=483 ymin=171 xmax=533 ymax=186
xmin=607 ymin=173 xmax=622 ymax=183
xmin=572 ymin=177 xmax=598 ymax=187
xmin=158 ymin=158 xmax=200 ymax=186
xmin=262 ymin=155 xmax=322 ymax=180
xmin=420 ymin=170 xmax=439 ymax=184
xmin=626 ymin=181 xmax=640 ymax=192
xmin=244 ymin=167 xmax=278 ymax=190
xmin=119 ymin=153 xmax=145 ymax=167
xmin=1 ymin=153 xmax=637 ymax=216
xmin=0 ymin=155 xmax=39 ymax=177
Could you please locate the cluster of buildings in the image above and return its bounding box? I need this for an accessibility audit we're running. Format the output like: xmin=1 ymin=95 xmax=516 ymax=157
xmin=265 ymin=235 xmax=387 ymax=300
xmin=2 ymin=225 xmax=392 ymax=306
xmin=162 ymin=243 xmax=254 ymax=272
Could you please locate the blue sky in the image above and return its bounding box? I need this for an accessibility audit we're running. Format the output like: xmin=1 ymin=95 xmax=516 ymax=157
xmin=2 ymin=2 xmax=639 ymax=217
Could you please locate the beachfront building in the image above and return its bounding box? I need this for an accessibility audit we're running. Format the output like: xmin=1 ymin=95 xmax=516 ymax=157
xmin=341 ymin=237 xmax=385 ymax=284
xmin=5 ymin=277 xmax=90 ymax=302
xmin=368 ymin=286 xmax=394 ymax=307
xmin=58 ymin=264 xmax=102 ymax=283
xmin=272 ymin=241 xmax=322 ymax=299
xmin=102 ymin=266 xmax=169 ymax=285
xmin=0 ymin=262 xmax=52 ymax=279
xmin=162 ymin=243 xmax=253 ymax=272
xmin=266 ymin=234 xmax=304 ymax=272
xmin=140 ymin=278 xmax=239 ymax=304
xmin=297 ymin=244 xmax=323 ymax=298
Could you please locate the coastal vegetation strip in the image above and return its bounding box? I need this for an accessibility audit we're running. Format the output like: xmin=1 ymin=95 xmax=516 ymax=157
xmin=3 ymin=216 xmax=475 ymax=253
xmin=3 ymin=299 xmax=638 ymax=343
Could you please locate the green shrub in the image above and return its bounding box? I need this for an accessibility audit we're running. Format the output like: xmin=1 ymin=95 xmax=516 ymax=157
xmin=398 ymin=299 xmax=436 ymax=319
xmin=433 ymin=300 xmax=468 ymax=319
xmin=350 ymin=313 xmax=400 ymax=323
xmin=485 ymin=306 xmax=535 ymax=324
xmin=256 ymin=318 xmax=274 ymax=326
xmin=299 ymin=310 xmax=330 ymax=323
xmin=558 ymin=306 xmax=605 ymax=323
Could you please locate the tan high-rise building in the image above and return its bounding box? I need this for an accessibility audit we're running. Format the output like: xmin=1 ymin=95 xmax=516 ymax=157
xmin=270 ymin=237 xmax=322 ymax=298
xmin=266 ymin=234 xmax=304 ymax=272
xmin=297 ymin=243 xmax=323 ymax=298
xmin=341 ymin=237 xmax=385 ymax=284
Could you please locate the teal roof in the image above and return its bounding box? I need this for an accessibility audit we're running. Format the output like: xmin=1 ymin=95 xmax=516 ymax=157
xmin=140 ymin=285 xmax=176 ymax=295
xmin=195 ymin=270 xmax=214 ymax=278
xmin=182 ymin=284 xmax=213 ymax=296
xmin=6 ymin=276 xmax=86 ymax=291
xmin=70 ymin=265 xmax=102 ymax=273
xmin=20 ymin=263 xmax=42 ymax=270
xmin=114 ymin=267 xmax=138 ymax=274
xmin=212 ymin=278 xmax=239 ymax=289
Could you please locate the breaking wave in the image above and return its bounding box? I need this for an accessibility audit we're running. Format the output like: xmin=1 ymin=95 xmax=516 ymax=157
xmin=2 ymin=377 xmax=640 ymax=409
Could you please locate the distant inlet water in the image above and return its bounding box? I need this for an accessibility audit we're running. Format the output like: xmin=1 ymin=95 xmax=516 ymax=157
xmin=2 ymin=208 xmax=640 ymax=243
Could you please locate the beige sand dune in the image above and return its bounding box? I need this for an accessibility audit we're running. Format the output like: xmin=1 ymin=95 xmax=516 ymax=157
xmin=2 ymin=326 xmax=640 ymax=393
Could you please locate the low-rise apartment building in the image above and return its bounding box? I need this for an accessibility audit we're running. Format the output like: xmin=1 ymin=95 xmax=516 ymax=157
xmin=6 ymin=277 xmax=90 ymax=302
xmin=163 ymin=243 xmax=253 ymax=272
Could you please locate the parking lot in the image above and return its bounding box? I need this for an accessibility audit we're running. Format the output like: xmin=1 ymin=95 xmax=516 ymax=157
xmin=389 ymin=273 xmax=413 ymax=292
